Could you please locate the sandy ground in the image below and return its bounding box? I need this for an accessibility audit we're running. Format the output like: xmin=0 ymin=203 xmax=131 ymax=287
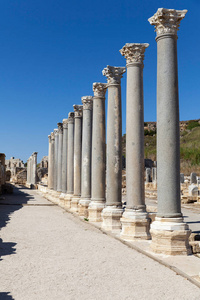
xmin=0 ymin=186 xmax=200 ymax=300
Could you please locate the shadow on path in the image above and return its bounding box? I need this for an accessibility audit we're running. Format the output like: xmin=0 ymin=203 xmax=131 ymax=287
xmin=0 ymin=185 xmax=35 ymax=261
xmin=0 ymin=292 xmax=14 ymax=299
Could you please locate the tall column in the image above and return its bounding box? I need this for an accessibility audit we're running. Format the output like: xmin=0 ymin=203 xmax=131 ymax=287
xmin=61 ymin=119 xmax=68 ymax=193
xmin=71 ymin=105 xmax=83 ymax=212
xmin=148 ymin=8 xmax=191 ymax=255
xmin=88 ymin=83 xmax=107 ymax=222
xmin=53 ymin=129 xmax=59 ymax=191
xmin=30 ymin=156 xmax=33 ymax=185
xmin=26 ymin=158 xmax=30 ymax=184
xmin=57 ymin=122 xmax=63 ymax=192
xmin=50 ymin=132 xmax=55 ymax=189
xmin=79 ymin=96 xmax=93 ymax=217
xmin=101 ymin=66 xmax=125 ymax=231
xmin=48 ymin=134 xmax=53 ymax=189
xmin=32 ymin=152 xmax=37 ymax=185
xmin=64 ymin=112 xmax=75 ymax=208
xmin=120 ymin=43 xmax=150 ymax=240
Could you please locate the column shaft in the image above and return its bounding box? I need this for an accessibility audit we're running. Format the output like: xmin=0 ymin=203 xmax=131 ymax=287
xmin=53 ymin=129 xmax=59 ymax=190
xmin=61 ymin=119 xmax=68 ymax=193
xmin=57 ymin=123 xmax=63 ymax=192
xmin=79 ymin=96 xmax=93 ymax=217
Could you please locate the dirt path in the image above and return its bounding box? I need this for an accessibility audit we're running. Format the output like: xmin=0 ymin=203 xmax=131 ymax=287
xmin=0 ymin=186 xmax=200 ymax=299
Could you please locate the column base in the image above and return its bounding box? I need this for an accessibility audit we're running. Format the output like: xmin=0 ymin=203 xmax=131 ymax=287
xmin=70 ymin=196 xmax=80 ymax=213
xmin=120 ymin=209 xmax=151 ymax=241
xmin=59 ymin=193 xmax=66 ymax=208
xmin=64 ymin=194 xmax=73 ymax=209
xmin=101 ymin=206 xmax=123 ymax=231
xmin=150 ymin=217 xmax=192 ymax=255
xmin=88 ymin=200 xmax=105 ymax=222
xmin=78 ymin=198 xmax=91 ymax=217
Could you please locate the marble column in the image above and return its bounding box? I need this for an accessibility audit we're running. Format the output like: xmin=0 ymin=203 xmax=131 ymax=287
xmin=71 ymin=105 xmax=83 ymax=212
xmin=50 ymin=132 xmax=55 ymax=189
xmin=120 ymin=43 xmax=150 ymax=240
xmin=61 ymin=119 xmax=68 ymax=193
xmin=48 ymin=134 xmax=53 ymax=189
xmin=88 ymin=82 xmax=107 ymax=222
xmin=101 ymin=65 xmax=126 ymax=231
xmin=32 ymin=152 xmax=37 ymax=185
xmin=79 ymin=96 xmax=93 ymax=217
xmin=57 ymin=122 xmax=63 ymax=192
xmin=148 ymin=8 xmax=191 ymax=255
xmin=29 ymin=156 xmax=33 ymax=185
xmin=27 ymin=158 xmax=30 ymax=184
xmin=53 ymin=128 xmax=59 ymax=191
xmin=64 ymin=112 xmax=75 ymax=208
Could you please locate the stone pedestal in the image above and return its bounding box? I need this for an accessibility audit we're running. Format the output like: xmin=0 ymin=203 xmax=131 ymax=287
xmin=120 ymin=210 xmax=150 ymax=240
xmin=150 ymin=217 xmax=191 ymax=255
xmin=148 ymin=8 xmax=191 ymax=255
xmin=101 ymin=65 xmax=126 ymax=231
xmin=79 ymin=96 xmax=93 ymax=217
xmin=71 ymin=105 xmax=83 ymax=212
xmin=120 ymin=43 xmax=150 ymax=240
xmin=88 ymin=83 xmax=107 ymax=222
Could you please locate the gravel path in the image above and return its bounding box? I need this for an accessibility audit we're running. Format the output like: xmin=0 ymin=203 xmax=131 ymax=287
xmin=0 ymin=186 xmax=200 ymax=300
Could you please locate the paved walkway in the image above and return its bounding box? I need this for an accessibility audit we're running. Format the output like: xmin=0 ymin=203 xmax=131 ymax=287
xmin=0 ymin=186 xmax=200 ymax=300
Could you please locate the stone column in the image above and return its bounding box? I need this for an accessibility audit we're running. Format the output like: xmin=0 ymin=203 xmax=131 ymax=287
xmin=61 ymin=119 xmax=68 ymax=193
xmin=30 ymin=156 xmax=33 ymax=185
xmin=32 ymin=152 xmax=37 ymax=185
xmin=101 ymin=65 xmax=126 ymax=231
xmin=64 ymin=112 xmax=75 ymax=208
xmin=71 ymin=105 xmax=83 ymax=212
xmin=53 ymin=129 xmax=59 ymax=191
xmin=26 ymin=158 xmax=30 ymax=184
xmin=50 ymin=132 xmax=55 ymax=189
xmin=148 ymin=8 xmax=191 ymax=255
xmin=88 ymin=83 xmax=107 ymax=222
xmin=48 ymin=134 xmax=53 ymax=189
xmin=120 ymin=43 xmax=150 ymax=240
xmin=79 ymin=96 xmax=93 ymax=217
xmin=57 ymin=122 xmax=63 ymax=192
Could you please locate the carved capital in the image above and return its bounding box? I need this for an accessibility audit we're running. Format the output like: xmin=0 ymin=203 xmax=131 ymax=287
xmin=102 ymin=65 xmax=126 ymax=85
xmin=62 ymin=118 xmax=68 ymax=129
xmin=120 ymin=43 xmax=149 ymax=65
xmin=93 ymin=82 xmax=107 ymax=98
xmin=48 ymin=135 xmax=51 ymax=142
xmin=57 ymin=122 xmax=63 ymax=134
xmin=73 ymin=105 xmax=83 ymax=118
xmin=81 ymin=96 xmax=93 ymax=110
xmin=148 ymin=8 xmax=187 ymax=38
xmin=68 ymin=112 xmax=74 ymax=124
xmin=51 ymin=132 xmax=55 ymax=141
xmin=54 ymin=128 xmax=59 ymax=136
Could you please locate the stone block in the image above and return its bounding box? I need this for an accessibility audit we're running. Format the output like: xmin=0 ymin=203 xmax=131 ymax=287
xmin=101 ymin=206 xmax=123 ymax=231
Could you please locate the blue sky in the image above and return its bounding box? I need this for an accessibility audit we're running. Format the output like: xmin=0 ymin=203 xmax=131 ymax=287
xmin=0 ymin=0 xmax=199 ymax=163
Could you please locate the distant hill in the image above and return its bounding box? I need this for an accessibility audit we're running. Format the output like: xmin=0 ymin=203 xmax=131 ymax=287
xmin=122 ymin=119 xmax=200 ymax=175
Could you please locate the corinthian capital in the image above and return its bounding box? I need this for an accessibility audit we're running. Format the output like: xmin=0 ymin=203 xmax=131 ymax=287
xmin=120 ymin=43 xmax=149 ymax=65
xmin=62 ymin=118 xmax=68 ymax=129
xmin=54 ymin=128 xmax=59 ymax=136
xmin=102 ymin=65 xmax=126 ymax=85
xmin=57 ymin=122 xmax=63 ymax=134
xmin=68 ymin=112 xmax=74 ymax=124
xmin=93 ymin=82 xmax=107 ymax=98
xmin=51 ymin=132 xmax=55 ymax=141
xmin=81 ymin=96 xmax=93 ymax=110
xmin=73 ymin=105 xmax=83 ymax=118
xmin=148 ymin=8 xmax=187 ymax=38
